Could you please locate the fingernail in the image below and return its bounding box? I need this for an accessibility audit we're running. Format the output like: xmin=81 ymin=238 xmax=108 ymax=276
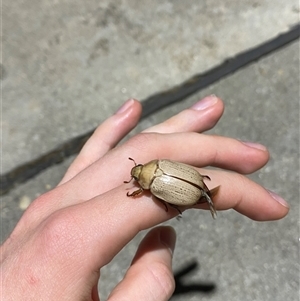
xmin=160 ymin=226 xmax=176 ymax=256
xmin=267 ymin=190 xmax=289 ymax=208
xmin=241 ymin=141 xmax=267 ymax=151
xmin=115 ymin=99 xmax=134 ymax=114
xmin=190 ymin=95 xmax=218 ymax=111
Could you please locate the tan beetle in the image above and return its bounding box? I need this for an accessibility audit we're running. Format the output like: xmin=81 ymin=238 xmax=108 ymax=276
xmin=124 ymin=158 xmax=219 ymax=218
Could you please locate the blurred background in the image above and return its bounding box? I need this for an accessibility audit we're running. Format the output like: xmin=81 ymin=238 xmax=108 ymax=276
xmin=2 ymin=1 xmax=299 ymax=300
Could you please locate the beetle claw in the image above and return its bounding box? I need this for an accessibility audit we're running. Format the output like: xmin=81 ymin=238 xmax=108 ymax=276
xmin=176 ymin=214 xmax=182 ymax=221
xmin=127 ymin=188 xmax=143 ymax=197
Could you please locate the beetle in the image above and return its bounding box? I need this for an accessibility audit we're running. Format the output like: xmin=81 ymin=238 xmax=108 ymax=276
xmin=124 ymin=158 xmax=218 ymax=218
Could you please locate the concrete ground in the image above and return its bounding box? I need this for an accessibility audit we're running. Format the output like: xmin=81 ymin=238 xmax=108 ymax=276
xmin=2 ymin=1 xmax=299 ymax=300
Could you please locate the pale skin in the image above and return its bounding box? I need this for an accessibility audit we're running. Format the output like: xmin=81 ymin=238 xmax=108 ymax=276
xmin=1 ymin=96 xmax=289 ymax=300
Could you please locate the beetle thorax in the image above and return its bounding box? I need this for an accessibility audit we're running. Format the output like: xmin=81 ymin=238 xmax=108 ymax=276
xmin=134 ymin=160 xmax=158 ymax=189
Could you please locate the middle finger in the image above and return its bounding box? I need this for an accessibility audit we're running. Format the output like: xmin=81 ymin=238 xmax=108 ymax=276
xmin=33 ymin=132 xmax=268 ymax=211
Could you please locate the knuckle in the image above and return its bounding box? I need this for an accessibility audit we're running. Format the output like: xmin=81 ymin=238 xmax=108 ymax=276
xmin=25 ymin=192 xmax=50 ymax=215
xmin=19 ymin=191 xmax=55 ymax=227
xmin=126 ymin=132 xmax=155 ymax=149
xmin=125 ymin=132 xmax=160 ymax=155
xmin=39 ymin=210 xmax=79 ymax=256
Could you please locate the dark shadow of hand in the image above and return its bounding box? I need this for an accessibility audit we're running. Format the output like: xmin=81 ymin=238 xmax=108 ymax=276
xmin=172 ymin=260 xmax=216 ymax=298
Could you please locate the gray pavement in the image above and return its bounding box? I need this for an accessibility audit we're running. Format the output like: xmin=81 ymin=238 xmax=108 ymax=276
xmin=1 ymin=1 xmax=299 ymax=300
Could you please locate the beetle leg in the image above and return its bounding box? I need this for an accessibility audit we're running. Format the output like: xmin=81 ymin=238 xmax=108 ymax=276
xmin=202 ymin=181 xmax=211 ymax=195
xmin=127 ymin=188 xmax=143 ymax=197
xmin=157 ymin=200 xmax=183 ymax=217
xmin=156 ymin=199 xmax=169 ymax=212
xmin=202 ymin=175 xmax=211 ymax=181
xmin=201 ymin=190 xmax=217 ymax=219
xmin=169 ymin=204 xmax=183 ymax=216
xmin=124 ymin=177 xmax=133 ymax=184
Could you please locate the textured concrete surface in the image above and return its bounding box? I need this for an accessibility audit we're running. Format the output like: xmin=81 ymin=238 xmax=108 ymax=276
xmin=2 ymin=0 xmax=299 ymax=172
xmin=1 ymin=1 xmax=299 ymax=300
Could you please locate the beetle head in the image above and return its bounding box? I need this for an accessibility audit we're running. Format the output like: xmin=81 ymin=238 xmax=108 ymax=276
xmin=131 ymin=164 xmax=143 ymax=180
xmin=124 ymin=157 xmax=143 ymax=183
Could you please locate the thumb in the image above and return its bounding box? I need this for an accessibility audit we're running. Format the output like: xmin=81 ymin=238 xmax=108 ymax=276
xmin=108 ymin=226 xmax=176 ymax=301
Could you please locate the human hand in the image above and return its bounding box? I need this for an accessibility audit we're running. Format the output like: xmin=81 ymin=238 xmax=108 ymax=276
xmin=1 ymin=96 xmax=289 ymax=300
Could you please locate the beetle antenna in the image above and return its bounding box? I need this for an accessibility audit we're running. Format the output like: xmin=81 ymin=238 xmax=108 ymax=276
xmin=128 ymin=157 xmax=137 ymax=166
xmin=124 ymin=158 xmax=137 ymax=183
